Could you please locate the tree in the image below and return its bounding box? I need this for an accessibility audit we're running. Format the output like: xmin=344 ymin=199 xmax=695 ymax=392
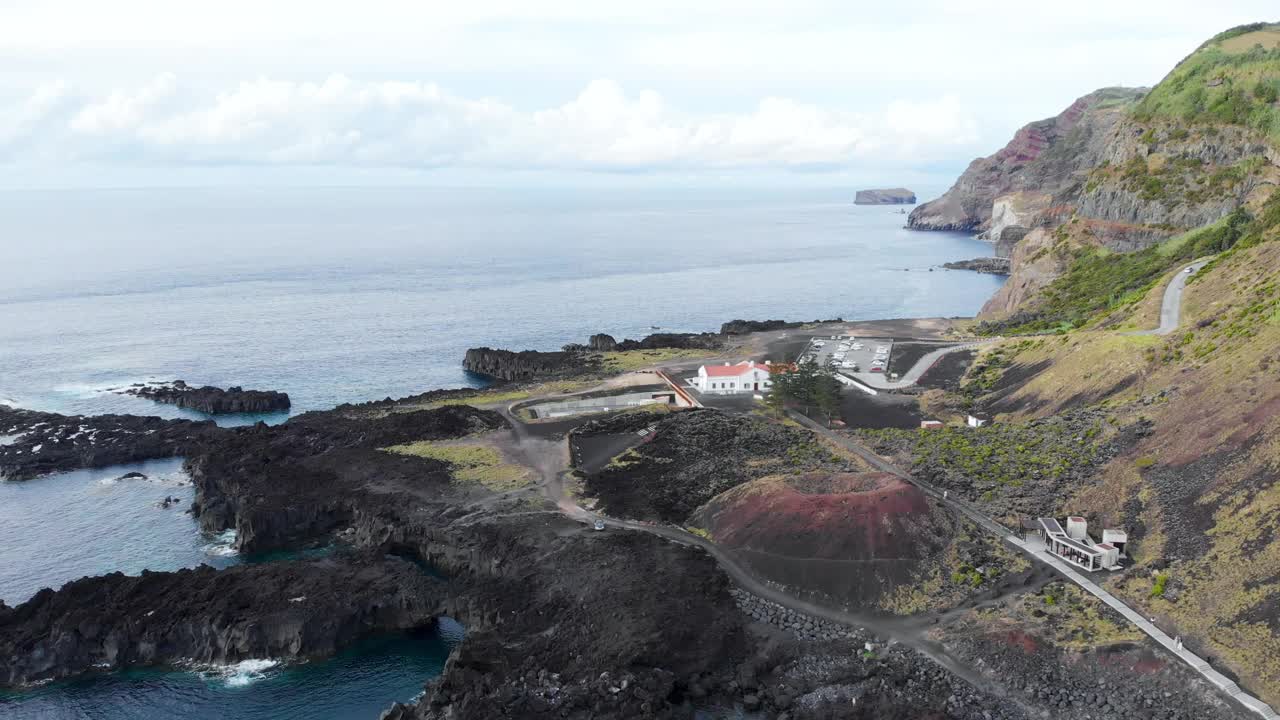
xmin=814 ymin=375 xmax=841 ymax=425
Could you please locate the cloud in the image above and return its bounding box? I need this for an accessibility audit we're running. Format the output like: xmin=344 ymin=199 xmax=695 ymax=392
xmin=1 ymin=74 xmax=979 ymax=173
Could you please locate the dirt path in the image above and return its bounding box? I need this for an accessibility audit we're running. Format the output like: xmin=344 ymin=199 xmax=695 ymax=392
xmin=492 ymin=399 xmax=1043 ymax=713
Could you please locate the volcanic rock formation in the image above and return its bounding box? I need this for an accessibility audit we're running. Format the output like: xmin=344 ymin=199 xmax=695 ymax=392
xmin=121 ymin=380 xmax=291 ymax=414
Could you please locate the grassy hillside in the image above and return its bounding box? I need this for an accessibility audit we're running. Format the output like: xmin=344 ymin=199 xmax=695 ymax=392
xmin=1134 ymin=23 xmax=1280 ymax=142
xmin=946 ymin=233 xmax=1280 ymax=705
xmin=977 ymin=192 xmax=1280 ymax=334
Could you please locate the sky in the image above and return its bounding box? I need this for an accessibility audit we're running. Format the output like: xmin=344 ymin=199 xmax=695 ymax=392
xmin=1 ymin=1 xmax=1277 ymax=189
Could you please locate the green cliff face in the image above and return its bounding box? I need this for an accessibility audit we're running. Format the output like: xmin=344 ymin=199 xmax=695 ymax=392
xmin=971 ymin=23 xmax=1280 ymax=324
xmin=1133 ymin=23 xmax=1280 ymax=141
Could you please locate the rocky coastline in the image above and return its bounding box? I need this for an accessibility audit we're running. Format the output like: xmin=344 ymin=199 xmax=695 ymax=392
xmin=119 ymin=380 xmax=291 ymax=414
xmin=943 ymin=257 xmax=1011 ymax=275
xmin=1 ymin=315 xmax=1259 ymax=719
xmin=0 ymin=553 xmax=444 ymax=687
xmin=0 ymin=404 xmax=221 ymax=481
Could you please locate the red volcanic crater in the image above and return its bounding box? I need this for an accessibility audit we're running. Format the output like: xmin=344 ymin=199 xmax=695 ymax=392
xmin=693 ymin=471 xmax=957 ymax=608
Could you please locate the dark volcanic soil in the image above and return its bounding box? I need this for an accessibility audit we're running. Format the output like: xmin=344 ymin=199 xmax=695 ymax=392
xmin=580 ymin=408 xmax=857 ymax=523
xmin=188 ymin=404 xmax=507 ymax=554
xmin=693 ymin=472 xmax=958 ymax=608
xmin=839 ymin=392 xmax=923 ymax=429
xmin=918 ymin=348 xmax=977 ymax=390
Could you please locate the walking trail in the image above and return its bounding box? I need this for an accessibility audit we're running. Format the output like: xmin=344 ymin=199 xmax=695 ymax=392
xmin=788 ymin=412 xmax=1278 ymax=720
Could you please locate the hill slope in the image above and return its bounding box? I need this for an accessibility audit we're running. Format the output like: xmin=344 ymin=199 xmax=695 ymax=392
xmin=906 ymin=22 xmax=1280 ymax=707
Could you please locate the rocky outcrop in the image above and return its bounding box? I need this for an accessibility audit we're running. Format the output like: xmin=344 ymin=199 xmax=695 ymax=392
xmin=0 ymin=404 xmax=221 ymax=481
xmin=978 ymin=228 xmax=1073 ymax=318
xmin=719 ymin=318 xmax=842 ymax=335
xmin=943 ymin=257 xmax=1011 ymax=275
xmin=188 ymin=404 xmax=506 ymax=554
xmin=0 ymin=553 xmax=445 ymax=687
xmin=462 ymin=347 xmax=599 ymax=383
xmin=909 ymin=87 xmax=1145 ymax=232
xmin=120 ymin=381 xmax=291 ymax=414
xmin=854 ymin=188 xmax=916 ymax=205
xmin=588 ymin=333 xmax=619 ymax=351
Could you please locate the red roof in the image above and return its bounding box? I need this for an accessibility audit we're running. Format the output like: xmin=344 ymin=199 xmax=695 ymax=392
xmin=703 ymin=362 xmax=770 ymax=377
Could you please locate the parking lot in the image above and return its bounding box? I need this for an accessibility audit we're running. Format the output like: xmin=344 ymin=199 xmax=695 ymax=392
xmin=797 ymin=334 xmax=895 ymax=378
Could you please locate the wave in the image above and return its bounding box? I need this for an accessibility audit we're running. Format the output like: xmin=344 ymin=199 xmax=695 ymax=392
xmin=203 ymin=529 xmax=239 ymax=557
xmin=196 ymin=658 xmax=281 ymax=688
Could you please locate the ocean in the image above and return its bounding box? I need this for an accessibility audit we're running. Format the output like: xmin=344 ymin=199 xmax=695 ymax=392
xmin=0 ymin=186 xmax=1003 ymax=718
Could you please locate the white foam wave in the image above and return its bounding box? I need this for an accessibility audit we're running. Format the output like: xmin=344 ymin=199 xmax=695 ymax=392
xmin=203 ymin=529 xmax=239 ymax=557
xmin=197 ymin=658 xmax=281 ymax=688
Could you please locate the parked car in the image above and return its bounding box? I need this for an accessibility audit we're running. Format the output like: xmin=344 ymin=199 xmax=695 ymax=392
xmin=870 ymin=366 xmax=885 ymax=373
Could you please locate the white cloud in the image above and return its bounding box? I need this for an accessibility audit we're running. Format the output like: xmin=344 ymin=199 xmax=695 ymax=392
xmin=2 ymin=74 xmax=979 ymax=173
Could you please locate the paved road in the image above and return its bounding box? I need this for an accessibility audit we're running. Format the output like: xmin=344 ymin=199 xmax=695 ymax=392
xmin=851 ymin=340 xmax=996 ymax=391
xmin=1132 ymin=260 xmax=1210 ymax=336
xmin=790 ymin=411 xmax=1279 ymax=720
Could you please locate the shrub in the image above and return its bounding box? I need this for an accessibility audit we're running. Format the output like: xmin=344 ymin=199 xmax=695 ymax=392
xmin=1150 ymin=572 xmax=1170 ymax=598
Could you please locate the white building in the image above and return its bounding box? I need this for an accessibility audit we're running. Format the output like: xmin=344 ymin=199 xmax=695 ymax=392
xmin=966 ymin=414 xmax=990 ymax=428
xmin=1035 ymin=516 xmax=1124 ymax=572
xmin=689 ymin=361 xmax=773 ymax=395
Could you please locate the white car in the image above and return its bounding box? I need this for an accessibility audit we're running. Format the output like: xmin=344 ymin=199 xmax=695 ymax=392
xmin=1185 ymin=267 xmax=1194 ymax=274
xmin=876 ymin=346 xmax=889 ymax=353
xmin=813 ymin=341 xmax=826 ymax=347
xmin=851 ymin=343 xmax=864 ymax=350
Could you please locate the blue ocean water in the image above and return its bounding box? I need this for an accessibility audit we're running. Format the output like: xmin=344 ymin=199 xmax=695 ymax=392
xmin=0 ymin=186 xmax=1003 ymax=422
xmin=0 ymin=623 xmax=465 ymax=720
xmin=0 ymin=458 xmax=237 ymax=606
xmin=0 ymin=186 xmax=1002 ymax=718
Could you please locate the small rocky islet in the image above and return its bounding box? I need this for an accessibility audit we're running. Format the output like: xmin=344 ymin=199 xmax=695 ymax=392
xmin=118 ymin=380 xmax=291 ymax=414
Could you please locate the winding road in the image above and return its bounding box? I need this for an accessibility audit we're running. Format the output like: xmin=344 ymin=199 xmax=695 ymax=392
xmin=1132 ymin=260 xmax=1210 ymax=336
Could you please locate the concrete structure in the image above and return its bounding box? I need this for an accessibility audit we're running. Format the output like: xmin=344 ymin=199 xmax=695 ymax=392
xmin=1102 ymin=528 xmax=1128 ymax=555
xmin=527 ymin=390 xmax=676 ymax=419
xmin=688 ymin=361 xmax=774 ymax=395
xmin=966 ymin=413 xmax=990 ymax=428
xmin=1036 ymin=516 xmax=1122 ymax=572
xmin=1066 ymin=516 xmax=1088 ymax=541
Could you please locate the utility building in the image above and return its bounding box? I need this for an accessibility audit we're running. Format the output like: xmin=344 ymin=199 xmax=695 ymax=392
xmin=1036 ymin=516 xmax=1123 ymax=572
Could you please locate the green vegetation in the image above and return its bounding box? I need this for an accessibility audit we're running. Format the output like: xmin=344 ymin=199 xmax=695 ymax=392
xmin=862 ymin=416 xmax=1102 ymax=491
xmin=770 ymin=359 xmax=841 ymax=421
xmin=1150 ymin=572 xmax=1171 ymax=598
xmin=961 ymin=340 xmax=1041 ymax=397
xmin=950 ymin=564 xmax=985 ymax=588
xmin=976 ymin=209 xmax=1258 ymax=335
xmin=382 ymin=441 xmax=531 ymax=491
xmin=599 ymin=348 xmax=719 ymax=372
xmin=1133 ymin=24 xmax=1280 ymax=141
